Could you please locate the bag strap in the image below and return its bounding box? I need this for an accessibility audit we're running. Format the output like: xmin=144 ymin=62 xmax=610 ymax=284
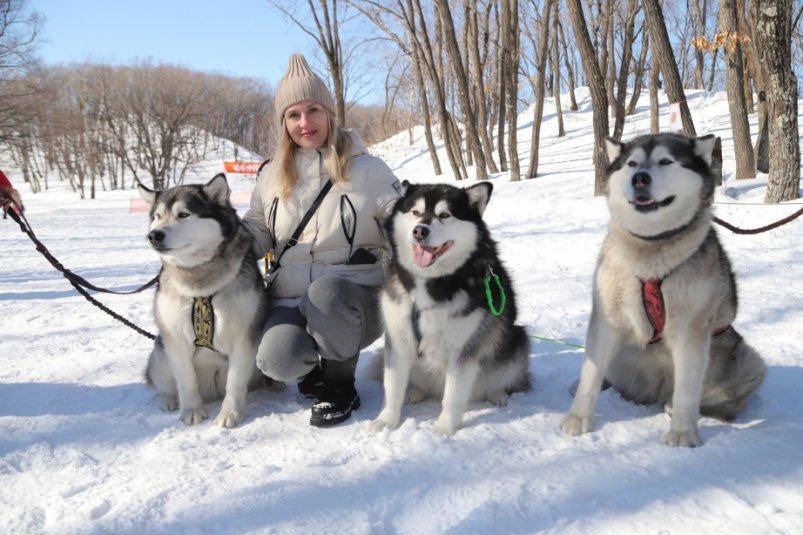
xmin=271 ymin=179 xmax=333 ymax=271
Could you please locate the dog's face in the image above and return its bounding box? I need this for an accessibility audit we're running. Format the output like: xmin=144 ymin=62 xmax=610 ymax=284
xmin=605 ymin=134 xmax=716 ymax=238
xmin=139 ymin=174 xmax=235 ymax=268
xmin=388 ymin=181 xmax=492 ymax=278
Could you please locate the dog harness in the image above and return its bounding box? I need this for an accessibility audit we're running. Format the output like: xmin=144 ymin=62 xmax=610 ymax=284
xmin=641 ymin=278 xmax=730 ymax=344
xmin=192 ymin=296 xmax=216 ymax=351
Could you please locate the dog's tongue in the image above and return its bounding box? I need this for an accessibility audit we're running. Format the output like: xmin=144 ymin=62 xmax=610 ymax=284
xmin=412 ymin=243 xmax=437 ymax=267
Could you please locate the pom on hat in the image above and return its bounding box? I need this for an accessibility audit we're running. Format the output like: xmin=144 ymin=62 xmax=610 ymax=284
xmin=274 ymin=54 xmax=335 ymax=123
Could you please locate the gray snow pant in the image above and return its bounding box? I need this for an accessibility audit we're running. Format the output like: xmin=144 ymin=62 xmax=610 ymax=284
xmin=255 ymin=275 xmax=383 ymax=383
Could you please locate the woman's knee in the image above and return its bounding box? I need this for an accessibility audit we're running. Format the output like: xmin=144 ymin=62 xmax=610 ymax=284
xmin=255 ymin=310 xmax=318 ymax=382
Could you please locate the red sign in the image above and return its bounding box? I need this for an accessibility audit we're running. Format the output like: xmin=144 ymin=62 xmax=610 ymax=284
xmin=224 ymin=161 xmax=264 ymax=174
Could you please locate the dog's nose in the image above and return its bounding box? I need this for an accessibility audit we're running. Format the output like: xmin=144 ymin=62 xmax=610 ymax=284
xmin=412 ymin=224 xmax=430 ymax=241
xmin=148 ymin=230 xmax=165 ymax=245
xmin=632 ymin=172 xmax=651 ymax=189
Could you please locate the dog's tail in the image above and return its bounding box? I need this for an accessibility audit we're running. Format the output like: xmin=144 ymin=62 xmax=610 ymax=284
xmin=701 ymin=327 xmax=766 ymax=420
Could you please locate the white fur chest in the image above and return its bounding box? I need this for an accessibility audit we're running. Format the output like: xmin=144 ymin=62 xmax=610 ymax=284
xmin=413 ymin=286 xmax=483 ymax=363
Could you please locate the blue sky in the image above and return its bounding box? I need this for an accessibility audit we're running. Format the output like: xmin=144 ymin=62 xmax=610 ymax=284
xmin=28 ymin=0 xmax=317 ymax=88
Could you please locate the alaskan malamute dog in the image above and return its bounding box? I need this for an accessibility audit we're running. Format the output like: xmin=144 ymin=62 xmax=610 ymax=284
xmin=370 ymin=182 xmax=531 ymax=435
xmin=562 ymin=133 xmax=766 ymax=447
xmin=140 ymin=174 xmax=270 ymax=428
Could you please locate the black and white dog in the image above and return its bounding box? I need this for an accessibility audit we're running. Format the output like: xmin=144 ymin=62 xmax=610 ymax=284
xmin=140 ymin=174 xmax=271 ymax=428
xmin=370 ymin=181 xmax=531 ymax=435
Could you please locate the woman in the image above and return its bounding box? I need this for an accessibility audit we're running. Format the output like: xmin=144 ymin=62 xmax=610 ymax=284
xmin=243 ymin=54 xmax=402 ymax=427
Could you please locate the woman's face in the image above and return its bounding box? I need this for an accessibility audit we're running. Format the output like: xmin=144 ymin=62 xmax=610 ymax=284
xmin=284 ymin=101 xmax=329 ymax=150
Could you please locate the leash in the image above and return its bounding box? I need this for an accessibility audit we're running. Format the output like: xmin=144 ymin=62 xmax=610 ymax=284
xmin=713 ymin=205 xmax=803 ymax=234
xmin=529 ymin=335 xmax=585 ymax=349
xmin=3 ymin=201 xmax=158 ymax=339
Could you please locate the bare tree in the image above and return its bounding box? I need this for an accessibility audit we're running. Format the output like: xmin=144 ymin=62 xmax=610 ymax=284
xmin=525 ymin=0 xmax=553 ymax=179
xmin=611 ymin=0 xmax=639 ymax=139
xmin=550 ymin=0 xmax=565 ymax=138
xmin=0 ymin=0 xmax=40 ymax=143
xmin=754 ymin=0 xmax=800 ymax=202
xmin=643 ymin=0 xmax=696 ymax=137
xmin=720 ymin=0 xmax=755 ymax=179
xmin=567 ymin=0 xmax=609 ymax=194
xmin=268 ymin=0 xmax=348 ymax=127
xmin=434 ymin=0 xmax=489 ymax=180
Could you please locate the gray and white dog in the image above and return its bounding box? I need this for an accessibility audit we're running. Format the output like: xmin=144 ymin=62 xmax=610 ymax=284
xmin=562 ymin=133 xmax=765 ymax=447
xmin=140 ymin=174 xmax=270 ymax=428
xmin=370 ymin=181 xmax=531 ymax=435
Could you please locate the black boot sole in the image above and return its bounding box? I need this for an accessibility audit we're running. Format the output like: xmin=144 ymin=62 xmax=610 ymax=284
xmin=309 ymin=395 xmax=361 ymax=427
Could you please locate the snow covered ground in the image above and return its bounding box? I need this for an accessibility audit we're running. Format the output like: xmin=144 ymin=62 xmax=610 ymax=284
xmin=1 ymin=89 xmax=802 ymax=534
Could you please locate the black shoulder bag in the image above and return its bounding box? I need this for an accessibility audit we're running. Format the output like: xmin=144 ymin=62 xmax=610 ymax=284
xmin=263 ymin=179 xmax=333 ymax=291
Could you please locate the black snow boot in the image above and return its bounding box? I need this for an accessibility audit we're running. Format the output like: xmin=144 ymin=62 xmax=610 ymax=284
xmin=297 ymin=361 xmax=323 ymax=399
xmin=310 ymin=355 xmax=361 ymax=427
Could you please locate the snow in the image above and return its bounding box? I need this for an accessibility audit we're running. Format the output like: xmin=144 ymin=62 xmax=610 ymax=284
xmin=2 ymin=89 xmax=803 ymax=534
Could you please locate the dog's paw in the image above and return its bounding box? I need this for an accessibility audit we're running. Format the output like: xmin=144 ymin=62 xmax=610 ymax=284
xmin=180 ymin=407 xmax=207 ymax=425
xmin=368 ymin=413 xmax=400 ymax=433
xmin=434 ymin=415 xmax=459 ymax=436
xmin=214 ymin=409 xmax=244 ymax=428
xmin=485 ymin=391 xmax=510 ymax=406
xmin=662 ymin=429 xmax=703 ymax=448
xmin=158 ymin=393 xmax=179 ymax=412
xmin=561 ymin=413 xmax=593 ymax=436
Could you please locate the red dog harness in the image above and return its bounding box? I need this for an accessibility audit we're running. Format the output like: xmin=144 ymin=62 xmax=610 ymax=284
xmin=641 ymin=278 xmax=730 ymax=344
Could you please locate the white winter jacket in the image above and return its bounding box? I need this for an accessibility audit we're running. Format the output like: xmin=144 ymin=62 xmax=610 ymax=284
xmin=242 ymin=130 xmax=402 ymax=307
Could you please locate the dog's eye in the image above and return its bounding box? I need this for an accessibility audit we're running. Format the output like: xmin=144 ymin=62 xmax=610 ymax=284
xmin=438 ymin=212 xmax=450 ymax=220
xmin=412 ymin=210 xmax=421 ymax=217
xmin=659 ymin=158 xmax=673 ymax=166
xmin=627 ymin=160 xmax=638 ymax=167
xmin=177 ymin=212 xmax=190 ymax=219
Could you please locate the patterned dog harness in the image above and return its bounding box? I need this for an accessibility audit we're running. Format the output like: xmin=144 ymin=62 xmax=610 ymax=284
xmin=192 ymin=296 xmax=216 ymax=351
xmin=641 ymin=278 xmax=730 ymax=344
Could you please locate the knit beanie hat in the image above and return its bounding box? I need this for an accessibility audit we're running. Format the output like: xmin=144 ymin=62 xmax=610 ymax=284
xmin=274 ymin=54 xmax=335 ymax=123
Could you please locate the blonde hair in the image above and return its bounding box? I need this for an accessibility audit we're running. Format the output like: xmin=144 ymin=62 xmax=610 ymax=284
xmin=273 ymin=110 xmax=352 ymax=198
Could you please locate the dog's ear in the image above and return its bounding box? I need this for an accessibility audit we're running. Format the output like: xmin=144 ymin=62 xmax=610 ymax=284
xmin=138 ymin=182 xmax=157 ymax=207
xmin=693 ymin=134 xmax=716 ymax=167
xmin=204 ymin=173 xmax=230 ymax=206
xmin=466 ymin=182 xmax=493 ymax=216
xmin=400 ymin=179 xmax=412 ymax=196
xmin=605 ymin=136 xmax=623 ymax=162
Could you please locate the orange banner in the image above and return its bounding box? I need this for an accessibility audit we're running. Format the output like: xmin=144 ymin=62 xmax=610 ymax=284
xmin=224 ymin=161 xmax=264 ymax=174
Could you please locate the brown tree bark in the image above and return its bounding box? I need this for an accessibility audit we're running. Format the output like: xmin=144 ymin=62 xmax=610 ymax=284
xmin=720 ymin=0 xmax=756 ymax=179
xmin=526 ymin=0 xmax=553 ymax=179
xmin=754 ymin=0 xmax=800 ymax=202
xmin=434 ymin=0 xmax=489 ymax=180
xmin=643 ymin=0 xmax=696 ymax=137
xmin=567 ymin=0 xmax=610 ymax=194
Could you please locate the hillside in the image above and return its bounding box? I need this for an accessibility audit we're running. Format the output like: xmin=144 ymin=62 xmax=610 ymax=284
xmin=1 ymin=89 xmax=802 ymax=534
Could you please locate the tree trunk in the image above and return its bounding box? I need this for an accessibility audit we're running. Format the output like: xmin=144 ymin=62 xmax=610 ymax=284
xmin=612 ymin=0 xmax=638 ymax=139
xmin=551 ymin=0 xmax=565 ymax=138
xmin=649 ymin=26 xmax=660 ymax=134
xmin=467 ymin=3 xmax=499 ymax=173
xmin=434 ymin=0 xmax=489 ymax=180
xmin=626 ymin=28 xmax=650 ymax=115
xmin=558 ymin=16 xmax=578 ymax=111
xmin=526 ymin=0 xmax=553 ymax=179
xmin=754 ymin=0 xmax=800 ymax=202
xmin=567 ymin=0 xmax=609 ymax=194
xmin=643 ymin=0 xmax=696 ymax=137
xmin=720 ymin=0 xmax=756 ymax=179
xmin=411 ymin=0 xmax=466 ymax=181
xmin=691 ymin=0 xmax=706 ymax=88
xmin=506 ymin=0 xmax=521 ymax=182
